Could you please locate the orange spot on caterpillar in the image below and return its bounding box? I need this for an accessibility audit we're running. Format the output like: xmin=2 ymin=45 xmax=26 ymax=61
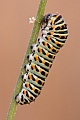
xmin=44 ymin=42 xmax=47 ymax=46
xmin=25 ymin=83 xmax=29 ymax=87
xmin=55 ymin=41 xmax=59 ymax=45
xmin=51 ymin=19 xmax=54 ymax=24
xmin=50 ymin=47 xmax=54 ymax=50
xmin=52 ymin=56 xmax=55 ymax=59
xmin=38 ymin=90 xmax=41 ymax=94
xmin=60 ymin=26 xmax=62 ymax=29
xmin=36 ymin=78 xmax=38 ymax=82
xmin=32 ymin=87 xmax=35 ymax=91
xmin=56 ymin=50 xmax=59 ymax=53
xmin=35 ymin=55 xmax=39 ymax=61
xmin=52 ymin=26 xmax=55 ymax=29
xmin=63 ymin=35 xmax=67 ymax=39
xmin=39 ymin=48 xmax=42 ymax=53
xmin=23 ymin=90 xmax=27 ymax=94
xmin=46 ymin=52 xmax=49 ymax=56
xmin=50 ymin=32 xmax=54 ymax=35
xmin=32 ymin=65 xmax=35 ymax=69
xmin=42 ymin=81 xmax=45 ymax=86
xmin=29 ymin=75 xmax=32 ymax=79
xmin=42 ymin=60 xmax=45 ymax=64
xmin=39 ymin=69 xmax=42 ymax=73
xmin=47 ymin=36 xmax=50 ymax=41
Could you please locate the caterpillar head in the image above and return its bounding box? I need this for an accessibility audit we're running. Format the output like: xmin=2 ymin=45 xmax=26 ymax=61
xmin=41 ymin=14 xmax=52 ymax=26
xmin=41 ymin=13 xmax=59 ymax=29
xmin=41 ymin=13 xmax=53 ymax=28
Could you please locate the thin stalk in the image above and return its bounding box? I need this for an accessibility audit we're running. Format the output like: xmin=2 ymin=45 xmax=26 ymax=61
xmin=6 ymin=0 xmax=47 ymax=120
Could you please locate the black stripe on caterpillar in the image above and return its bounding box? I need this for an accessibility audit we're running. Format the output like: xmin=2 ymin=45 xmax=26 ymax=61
xmin=15 ymin=13 xmax=68 ymax=105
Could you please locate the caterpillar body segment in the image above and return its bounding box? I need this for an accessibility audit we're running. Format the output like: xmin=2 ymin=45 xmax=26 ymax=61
xmin=31 ymin=44 xmax=55 ymax=62
xmin=27 ymin=53 xmax=52 ymax=70
xmin=24 ymin=62 xmax=49 ymax=79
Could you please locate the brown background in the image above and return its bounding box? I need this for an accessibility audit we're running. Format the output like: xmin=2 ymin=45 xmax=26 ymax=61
xmin=0 ymin=0 xmax=80 ymax=120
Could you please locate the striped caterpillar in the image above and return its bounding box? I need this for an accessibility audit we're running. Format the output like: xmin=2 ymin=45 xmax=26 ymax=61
xmin=15 ymin=13 xmax=68 ymax=105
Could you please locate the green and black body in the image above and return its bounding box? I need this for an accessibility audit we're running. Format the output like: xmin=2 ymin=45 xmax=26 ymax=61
xmin=15 ymin=13 xmax=68 ymax=105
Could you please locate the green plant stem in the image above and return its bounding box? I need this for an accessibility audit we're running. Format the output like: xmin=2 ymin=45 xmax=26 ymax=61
xmin=6 ymin=0 xmax=47 ymax=120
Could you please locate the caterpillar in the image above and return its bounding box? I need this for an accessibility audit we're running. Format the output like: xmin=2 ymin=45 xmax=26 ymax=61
xmin=15 ymin=13 xmax=68 ymax=105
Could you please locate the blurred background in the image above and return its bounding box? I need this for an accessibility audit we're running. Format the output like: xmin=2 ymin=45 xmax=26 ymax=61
xmin=0 ymin=0 xmax=80 ymax=120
